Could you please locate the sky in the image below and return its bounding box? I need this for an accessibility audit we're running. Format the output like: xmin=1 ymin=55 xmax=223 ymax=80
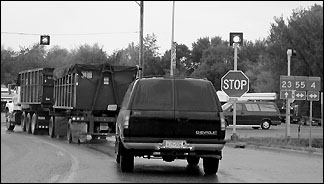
xmin=1 ymin=1 xmax=322 ymax=56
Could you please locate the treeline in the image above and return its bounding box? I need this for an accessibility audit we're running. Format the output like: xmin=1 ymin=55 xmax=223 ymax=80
xmin=1 ymin=4 xmax=323 ymax=117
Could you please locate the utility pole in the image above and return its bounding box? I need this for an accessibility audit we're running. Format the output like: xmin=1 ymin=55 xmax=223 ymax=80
xmin=138 ymin=1 xmax=144 ymax=78
xmin=286 ymin=49 xmax=292 ymax=139
xmin=170 ymin=1 xmax=175 ymax=76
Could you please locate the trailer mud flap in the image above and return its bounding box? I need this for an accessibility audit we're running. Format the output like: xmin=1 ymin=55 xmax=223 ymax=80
xmin=54 ymin=116 xmax=68 ymax=137
xmin=70 ymin=122 xmax=89 ymax=143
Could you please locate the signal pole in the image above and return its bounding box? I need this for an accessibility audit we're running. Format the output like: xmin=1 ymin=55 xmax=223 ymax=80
xmin=170 ymin=1 xmax=175 ymax=76
xmin=138 ymin=1 xmax=144 ymax=78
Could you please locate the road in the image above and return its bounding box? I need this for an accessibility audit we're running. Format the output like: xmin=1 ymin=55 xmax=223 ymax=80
xmin=1 ymin=113 xmax=323 ymax=183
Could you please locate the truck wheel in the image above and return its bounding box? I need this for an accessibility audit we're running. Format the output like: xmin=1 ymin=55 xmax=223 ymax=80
xmin=26 ymin=113 xmax=32 ymax=134
xmin=187 ymin=156 xmax=200 ymax=165
xmin=120 ymin=144 xmax=134 ymax=172
xmin=31 ymin=113 xmax=38 ymax=135
xmin=203 ymin=157 xmax=219 ymax=175
xmin=5 ymin=109 xmax=15 ymax=131
xmin=21 ymin=112 xmax=26 ymax=132
xmin=49 ymin=116 xmax=55 ymax=138
xmin=261 ymin=120 xmax=271 ymax=130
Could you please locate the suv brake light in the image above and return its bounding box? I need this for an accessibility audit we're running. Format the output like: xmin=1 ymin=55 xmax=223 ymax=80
xmin=123 ymin=111 xmax=130 ymax=129
xmin=219 ymin=112 xmax=226 ymax=131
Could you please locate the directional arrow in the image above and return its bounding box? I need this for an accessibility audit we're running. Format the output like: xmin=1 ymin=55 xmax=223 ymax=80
xmin=296 ymin=93 xmax=304 ymax=98
xmin=295 ymin=91 xmax=306 ymax=100
xmin=307 ymin=91 xmax=319 ymax=101
xmin=280 ymin=90 xmax=293 ymax=99
xmin=309 ymin=93 xmax=317 ymax=98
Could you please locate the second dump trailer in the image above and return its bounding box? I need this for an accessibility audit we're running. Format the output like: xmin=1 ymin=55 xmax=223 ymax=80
xmin=49 ymin=63 xmax=138 ymax=143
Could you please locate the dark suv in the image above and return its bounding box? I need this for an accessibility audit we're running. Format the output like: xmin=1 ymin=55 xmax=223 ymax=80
xmin=115 ymin=77 xmax=226 ymax=175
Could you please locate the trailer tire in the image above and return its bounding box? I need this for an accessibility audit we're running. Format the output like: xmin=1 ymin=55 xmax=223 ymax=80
xmin=31 ymin=113 xmax=38 ymax=135
xmin=49 ymin=116 xmax=55 ymax=138
xmin=26 ymin=113 xmax=32 ymax=134
xmin=21 ymin=112 xmax=26 ymax=132
xmin=5 ymin=108 xmax=15 ymax=131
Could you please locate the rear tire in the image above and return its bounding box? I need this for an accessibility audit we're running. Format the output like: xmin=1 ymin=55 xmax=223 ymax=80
xmin=5 ymin=109 xmax=15 ymax=131
xmin=49 ymin=116 xmax=55 ymax=138
xmin=203 ymin=157 xmax=219 ymax=175
xmin=21 ymin=112 xmax=26 ymax=132
xmin=31 ymin=113 xmax=38 ymax=135
xmin=120 ymin=143 xmax=134 ymax=172
xmin=187 ymin=156 xmax=200 ymax=165
xmin=26 ymin=113 xmax=32 ymax=134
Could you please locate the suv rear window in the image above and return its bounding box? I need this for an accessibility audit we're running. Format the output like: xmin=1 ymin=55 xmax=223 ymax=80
xmin=175 ymin=79 xmax=218 ymax=111
xmin=131 ymin=79 xmax=173 ymax=110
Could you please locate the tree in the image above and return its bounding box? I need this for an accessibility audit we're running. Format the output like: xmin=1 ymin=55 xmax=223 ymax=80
xmin=266 ymin=4 xmax=323 ymax=117
xmin=45 ymin=46 xmax=70 ymax=68
xmin=69 ymin=43 xmax=108 ymax=64
xmin=190 ymin=37 xmax=211 ymax=71
xmin=191 ymin=44 xmax=232 ymax=89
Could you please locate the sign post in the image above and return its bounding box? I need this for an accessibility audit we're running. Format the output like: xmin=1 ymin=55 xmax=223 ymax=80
xmin=306 ymin=77 xmax=321 ymax=148
xmin=221 ymin=70 xmax=249 ymax=140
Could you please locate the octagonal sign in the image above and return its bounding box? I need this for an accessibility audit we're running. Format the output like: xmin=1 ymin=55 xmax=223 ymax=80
xmin=221 ymin=70 xmax=249 ymax=97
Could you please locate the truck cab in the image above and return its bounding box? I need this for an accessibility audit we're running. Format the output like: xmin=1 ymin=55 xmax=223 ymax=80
xmin=5 ymin=84 xmax=22 ymax=131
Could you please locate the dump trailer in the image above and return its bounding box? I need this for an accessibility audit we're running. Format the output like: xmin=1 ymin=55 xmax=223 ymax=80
xmin=49 ymin=63 xmax=138 ymax=143
xmin=5 ymin=67 xmax=55 ymax=134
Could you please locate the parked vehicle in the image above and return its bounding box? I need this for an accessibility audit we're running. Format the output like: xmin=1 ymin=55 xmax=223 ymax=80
xmin=115 ymin=77 xmax=226 ymax=175
xmin=222 ymin=100 xmax=281 ymax=129
xmin=300 ymin=116 xmax=322 ymax=126
xmin=5 ymin=64 xmax=138 ymax=143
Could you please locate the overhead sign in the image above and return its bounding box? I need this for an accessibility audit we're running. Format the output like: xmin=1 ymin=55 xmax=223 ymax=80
xmin=221 ymin=70 xmax=249 ymax=98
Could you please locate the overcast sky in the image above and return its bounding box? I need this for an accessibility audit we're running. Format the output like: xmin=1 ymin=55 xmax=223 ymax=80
xmin=1 ymin=1 xmax=322 ymax=55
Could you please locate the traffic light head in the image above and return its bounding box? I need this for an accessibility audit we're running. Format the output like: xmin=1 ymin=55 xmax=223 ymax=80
xmin=40 ymin=35 xmax=50 ymax=45
xmin=230 ymin=32 xmax=243 ymax=46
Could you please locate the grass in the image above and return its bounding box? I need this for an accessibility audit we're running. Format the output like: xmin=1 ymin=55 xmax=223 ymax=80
xmin=226 ymin=137 xmax=323 ymax=152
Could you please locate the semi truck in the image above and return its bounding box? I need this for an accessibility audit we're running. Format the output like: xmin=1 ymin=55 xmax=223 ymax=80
xmin=5 ymin=63 xmax=138 ymax=143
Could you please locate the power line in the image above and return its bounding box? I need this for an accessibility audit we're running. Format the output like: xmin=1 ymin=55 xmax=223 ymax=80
xmin=1 ymin=31 xmax=139 ymax=36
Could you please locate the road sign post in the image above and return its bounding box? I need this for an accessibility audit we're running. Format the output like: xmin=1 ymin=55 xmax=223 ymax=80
xmin=221 ymin=70 xmax=249 ymax=141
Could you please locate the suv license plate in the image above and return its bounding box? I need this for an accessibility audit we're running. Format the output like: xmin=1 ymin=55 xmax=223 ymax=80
xmin=164 ymin=140 xmax=185 ymax=148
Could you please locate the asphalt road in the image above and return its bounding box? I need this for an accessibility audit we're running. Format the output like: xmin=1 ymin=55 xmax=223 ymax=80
xmin=1 ymin=113 xmax=323 ymax=183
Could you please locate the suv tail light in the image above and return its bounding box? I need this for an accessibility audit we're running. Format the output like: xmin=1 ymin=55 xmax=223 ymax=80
xmin=123 ymin=110 xmax=130 ymax=129
xmin=219 ymin=112 xmax=226 ymax=131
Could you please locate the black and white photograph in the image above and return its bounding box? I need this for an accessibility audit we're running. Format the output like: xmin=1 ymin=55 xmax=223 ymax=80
xmin=1 ymin=1 xmax=323 ymax=183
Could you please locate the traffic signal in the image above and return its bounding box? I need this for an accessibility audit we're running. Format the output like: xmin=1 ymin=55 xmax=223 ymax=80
xmin=229 ymin=32 xmax=243 ymax=46
xmin=40 ymin=35 xmax=50 ymax=45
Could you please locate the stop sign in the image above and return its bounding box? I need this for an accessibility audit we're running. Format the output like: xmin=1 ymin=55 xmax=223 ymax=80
xmin=221 ymin=70 xmax=249 ymax=97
